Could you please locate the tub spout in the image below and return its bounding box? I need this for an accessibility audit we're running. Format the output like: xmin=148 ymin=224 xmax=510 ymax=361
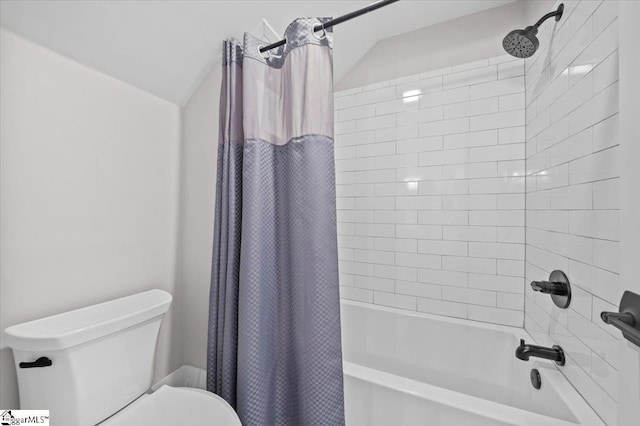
xmin=515 ymin=339 xmax=565 ymax=366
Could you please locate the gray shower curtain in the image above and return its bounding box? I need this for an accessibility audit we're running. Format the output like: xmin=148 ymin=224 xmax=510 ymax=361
xmin=207 ymin=18 xmax=345 ymax=426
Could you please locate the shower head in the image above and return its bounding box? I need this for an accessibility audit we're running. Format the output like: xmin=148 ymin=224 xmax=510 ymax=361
xmin=503 ymin=27 xmax=539 ymax=58
xmin=502 ymin=3 xmax=564 ymax=58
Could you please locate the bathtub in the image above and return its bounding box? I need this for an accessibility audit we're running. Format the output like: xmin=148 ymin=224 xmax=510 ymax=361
xmin=340 ymin=300 xmax=603 ymax=426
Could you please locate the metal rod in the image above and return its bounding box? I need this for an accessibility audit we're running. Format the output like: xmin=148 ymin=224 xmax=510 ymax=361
xmin=259 ymin=0 xmax=400 ymax=53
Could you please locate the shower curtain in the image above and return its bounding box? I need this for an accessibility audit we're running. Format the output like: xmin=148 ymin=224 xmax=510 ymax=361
xmin=207 ymin=18 xmax=345 ymax=426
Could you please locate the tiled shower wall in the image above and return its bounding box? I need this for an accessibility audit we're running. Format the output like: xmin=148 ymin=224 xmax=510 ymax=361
xmin=523 ymin=1 xmax=619 ymax=424
xmin=334 ymin=55 xmax=527 ymax=327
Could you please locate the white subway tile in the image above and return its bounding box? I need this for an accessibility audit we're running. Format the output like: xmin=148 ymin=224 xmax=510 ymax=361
xmin=419 ymin=148 xmax=468 ymax=166
xmin=355 ymin=275 xmax=395 ymax=292
xmin=443 ymin=287 xmax=496 ymax=307
xmin=396 ymin=196 xmax=442 ymax=210
xmin=497 ymin=193 xmax=525 ymax=210
xmin=470 ymin=210 xmax=524 ymax=226
xmin=420 ymin=86 xmax=470 ymax=108
xmin=469 ymin=273 xmax=524 ymax=293
xmin=442 ymin=194 xmax=496 ymax=210
xmin=443 ymin=256 xmax=496 ymax=274
xmin=499 ymin=126 xmax=526 ymax=144
xmin=593 ymin=178 xmax=619 ymax=209
xmin=396 ymin=224 xmax=442 ymax=240
xmin=356 ymin=113 xmax=396 ymax=131
xmin=443 ymin=66 xmax=497 ymax=90
xmin=336 ymin=130 xmax=376 ymax=146
xmin=569 ymin=210 xmax=619 ymax=241
xmin=354 ymin=142 xmax=395 ymax=158
xmin=340 ymin=286 xmax=373 ymax=303
xmin=376 ymin=124 xmax=419 ymax=142
xmin=338 ymin=104 xmax=375 ymax=122
xmin=396 ymin=166 xmax=443 ymax=182
xmin=337 ymin=235 xmax=375 ymax=250
xmin=336 ymin=183 xmax=374 ymax=197
xmin=443 ymin=163 xmax=497 ymax=180
xmin=592 ymin=113 xmax=619 ymax=153
xmin=497 ymin=292 xmax=524 ymax=310
xmin=443 ymin=226 xmax=497 ymax=242
xmin=375 ymin=153 xmax=419 ymax=169
xmin=569 ymin=146 xmax=619 ymax=185
xmin=396 ymin=281 xmax=442 ymax=299
xmin=396 ymin=76 xmax=443 ymax=98
xmin=336 ymin=157 xmax=376 ymax=172
xmin=418 ymin=240 xmax=468 ymax=257
xmin=469 ymin=77 xmax=525 ymax=100
xmin=444 ymin=98 xmax=499 ymax=119
xmin=420 ymin=117 xmax=470 ymax=137
xmin=418 ymin=268 xmax=468 ymax=287
xmin=497 ymin=259 xmax=524 ymax=277
xmin=354 ymin=197 xmax=395 ymax=211
xmin=397 ymin=106 xmax=444 ymax=126
xmin=375 ymin=98 xmax=419 ymax=116
xmin=469 ymin=177 xmax=524 ymax=194
xmin=420 ymin=66 xmax=453 ymax=79
xmin=335 ymin=87 xmax=362 ymax=98
xmin=337 ymin=209 xmax=374 ymax=223
xmin=396 ymin=252 xmax=441 ymax=270
xmin=419 ymin=180 xmax=469 ymax=195
xmin=375 ymin=237 xmax=417 ymax=253
xmin=443 ymin=129 xmax=498 ymax=149
xmin=374 ymin=264 xmax=417 ymax=281
xmin=397 ymin=137 xmax=443 ymax=154
xmin=469 ymin=144 xmax=524 ymax=163
xmin=417 ymin=298 xmax=468 ymax=319
xmin=374 ymin=291 xmax=417 ymax=310
xmin=354 ymin=169 xmax=395 ymax=183
xmin=355 ymin=223 xmax=395 ymax=238
xmin=339 ymin=261 xmax=375 ymax=277
xmin=468 ymin=305 xmax=523 ymax=326
xmin=375 ymin=182 xmax=418 ymax=196
xmin=419 ymin=210 xmax=468 ymax=225
xmin=469 ymin=242 xmax=524 ymax=261
xmin=498 ymin=60 xmax=524 ymax=79
xmin=354 ymin=249 xmax=395 ymax=266
xmin=470 ymin=110 xmax=525 ymax=131
xmin=497 ymin=227 xmax=525 ymax=244
xmin=375 ymin=210 xmax=417 ymax=224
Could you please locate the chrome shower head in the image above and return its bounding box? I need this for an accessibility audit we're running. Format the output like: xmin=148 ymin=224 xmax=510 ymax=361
xmin=503 ymin=3 xmax=564 ymax=58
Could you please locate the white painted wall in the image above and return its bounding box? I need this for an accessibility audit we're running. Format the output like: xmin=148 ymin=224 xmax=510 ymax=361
xmin=0 ymin=29 xmax=181 ymax=408
xmin=522 ymin=1 xmax=620 ymax=424
xmin=174 ymin=65 xmax=222 ymax=370
xmin=334 ymin=55 xmax=527 ymax=327
xmin=335 ymin=1 xmax=554 ymax=91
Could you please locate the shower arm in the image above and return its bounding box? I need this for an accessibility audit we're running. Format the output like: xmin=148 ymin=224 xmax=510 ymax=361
xmin=533 ymin=5 xmax=564 ymax=29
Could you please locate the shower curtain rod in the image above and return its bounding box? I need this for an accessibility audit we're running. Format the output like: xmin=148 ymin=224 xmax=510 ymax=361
xmin=259 ymin=0 xmax=400 ymax=53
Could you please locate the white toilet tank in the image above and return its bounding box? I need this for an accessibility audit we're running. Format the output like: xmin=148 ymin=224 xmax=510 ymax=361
xmin=2 ymin=289 xmax=172 ymax=426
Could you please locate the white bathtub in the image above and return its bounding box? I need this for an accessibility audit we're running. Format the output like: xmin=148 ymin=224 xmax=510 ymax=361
xmin=340 ymin=301 xmax=603 ymax=426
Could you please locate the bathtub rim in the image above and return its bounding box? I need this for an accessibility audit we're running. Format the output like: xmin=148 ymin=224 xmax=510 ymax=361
xmin=340 ymin=300 xmax=605 ymax=426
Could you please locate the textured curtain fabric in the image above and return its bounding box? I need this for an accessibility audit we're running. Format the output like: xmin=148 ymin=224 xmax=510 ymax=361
xmin=207 ymin=18 xmax=345 ymax=426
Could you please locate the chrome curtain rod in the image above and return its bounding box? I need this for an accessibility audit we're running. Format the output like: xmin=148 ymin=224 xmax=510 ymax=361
xmin=259 ymin=0 xmax=400 ymax=53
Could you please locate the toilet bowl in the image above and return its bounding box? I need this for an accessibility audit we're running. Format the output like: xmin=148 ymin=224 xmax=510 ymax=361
xmin=2 ymin=289 xmax=241 ymax=426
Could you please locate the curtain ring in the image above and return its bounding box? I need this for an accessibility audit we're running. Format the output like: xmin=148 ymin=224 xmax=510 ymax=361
xmin=312 ymin=24 xmax=327 ymax=40
xmin=258 ymin=45 xmax=271 ymax=59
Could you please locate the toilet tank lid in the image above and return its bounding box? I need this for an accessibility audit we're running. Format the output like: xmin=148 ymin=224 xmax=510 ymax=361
xmin=2 ymin=289 xmax=172 ymax=352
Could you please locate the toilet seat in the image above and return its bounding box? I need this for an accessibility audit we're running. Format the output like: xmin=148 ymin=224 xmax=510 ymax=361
xmin=100 ymin=385 xmax=241 ymax=425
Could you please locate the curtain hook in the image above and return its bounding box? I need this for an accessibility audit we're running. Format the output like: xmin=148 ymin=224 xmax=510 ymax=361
xmin=312 ymin=23 xmax=327 ymax=40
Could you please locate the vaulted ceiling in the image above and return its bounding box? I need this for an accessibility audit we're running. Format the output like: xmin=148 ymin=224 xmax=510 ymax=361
xmin=1 ymin=1 xmax=514 ymax=105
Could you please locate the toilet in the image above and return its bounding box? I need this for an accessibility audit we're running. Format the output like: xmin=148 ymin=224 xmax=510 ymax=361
xmin=2 ymin=289 xmax=241 ymax=426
